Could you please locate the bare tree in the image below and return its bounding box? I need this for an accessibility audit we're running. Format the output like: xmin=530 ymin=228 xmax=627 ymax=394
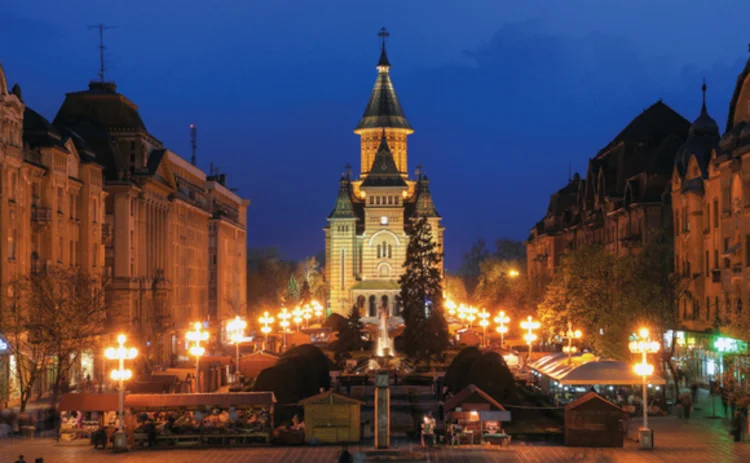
xmin=1 ymin=265 xmax=108 ymax=410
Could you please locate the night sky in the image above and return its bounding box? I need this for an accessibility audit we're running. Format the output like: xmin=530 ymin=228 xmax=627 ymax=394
xmin=2 ymin=1 xmax=749 ymax=270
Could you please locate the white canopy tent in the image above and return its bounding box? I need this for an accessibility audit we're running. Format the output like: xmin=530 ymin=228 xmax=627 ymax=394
xmin=530 ymin=353 xmax=665 ymax=387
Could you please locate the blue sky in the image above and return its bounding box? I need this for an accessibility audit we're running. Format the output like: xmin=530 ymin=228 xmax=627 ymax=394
xmin=2 ymin=1 xmax=749 ymax=269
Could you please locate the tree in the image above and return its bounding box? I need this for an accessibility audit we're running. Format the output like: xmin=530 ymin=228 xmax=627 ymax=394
xmin=0 ymin=266 xmax=108 ymax=411
xmin=465 ymin=352 xmax=518 ymax=405
xmin=458 ymin=239 xmax=489 ymax=297
xmin=444 ymin=346 xmax=482 ymax=393
xmin=444 ymin=273 xmax=468 ymax=303
xmin=473 ymin=257 xmax=530 ymax=317
xmin=298 ymin=256 xmax=324 ymax=302
xmin=399 ymin=217 xmax=449 ymax=362
xmin=299 ymin=280 xmax=311 ymax=306
xmin=331 ymin=306 xmax=365 ymax=360
xmin=286 ymin=274 xmax=300 ymax=306
xmin=247 ymin=247 xmax=296 ymax=316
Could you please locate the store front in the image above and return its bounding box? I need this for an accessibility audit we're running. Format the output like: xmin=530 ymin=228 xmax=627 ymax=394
xmin=668 ymin=330 xmax=748 ymax=387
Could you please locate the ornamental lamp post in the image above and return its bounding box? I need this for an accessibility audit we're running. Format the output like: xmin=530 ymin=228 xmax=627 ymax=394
xmin=292 ymin=307 xmax=303 ymax=332
xmin=478 ymin=308 xmax=490 ymax=347
xmin=312 ymin=300 xmax=324 ymax=325
xmin=259 ymin=311 xmax=274 ymax=351
xmin=629 ymin=327 xmax=660 ymax=449
xmin=105 ymin=334 xmax=137 ymax=452
xmin=563 ymin=322 xmax=583 ymax=364
xmin=457 ymin=304 xmax=468 ymax=327
xmin=508 ymin=269 xmax=520 ymax=278
xmin=521 ymin=316 xmax=541 ymax=361
xmin=494 ymin=311 xmax=510 ymax=348
xmin=278 ymin=307 xmax=291 ymax=350
xmin=467 ymin=306 xmax=478 ymax=329
xmin=186 ymin=322 xmax=209 ymax=393
xmin=303 ymin=304 xmax=312 ymax=329
xmin=227 ymin=316 xmax=246 ymax=383
xmin=445 ymin=299 xmax=457 ymax=318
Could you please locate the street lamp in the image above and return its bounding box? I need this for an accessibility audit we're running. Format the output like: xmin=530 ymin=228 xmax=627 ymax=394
xmin=312 ymin=300 xmax=324 ymax=325
xmin=303 ymin=304 xmax=312 ymax=328
xmin=629 ymin=327 xmax=660 ymax=449
xmin=466 ymin=306 xmax=478 ymax=328
xmin=478 ymin=308 xmax=490 ymax=347
xmin=227 ymin=316 xmax=246 ymax=383
xmin=105 ymin=334 xmax=137 ymax=452
xmin=508 ymin=269 xmax=520 ymax=278
xmin=446 ymin=300 xmax=457 ymax=318
xmin=186 ymin=322 xmax=209 ymax=393
xmin=521 ymin=316 xmax=541 ymax=361
xmin=278 ymin=307 xmax=291 ymax=350
xmin=292 ymin=307 xmax=303 ymax=332
xmin=259 ymin=311 xmax=274 ymax=351
xmin=457 ymin=304 xmax=467 ymax=327
xmin=563 ymin=322 xmax=583 ymax=364
xmin=494 ymin=311 xmax=510 ymax=348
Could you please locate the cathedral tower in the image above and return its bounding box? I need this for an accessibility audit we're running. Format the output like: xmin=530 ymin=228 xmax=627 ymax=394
xmin=354 ymin=28 xmax=413 ymax=176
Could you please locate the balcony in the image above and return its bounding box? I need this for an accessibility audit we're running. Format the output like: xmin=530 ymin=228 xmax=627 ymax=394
xmin=31 ymin=207 xmax=52 ymax=232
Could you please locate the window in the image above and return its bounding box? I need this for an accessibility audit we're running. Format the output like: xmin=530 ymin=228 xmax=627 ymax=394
xmin=9 ymin=172 xmax=16 ymax=201
xmin=694 ymin=298 xmax=700 ymax=320
xmin=7 ymin=229 xmax=15 ymax=260
xmin=388 ymin=245 xmax=392 ymax=258
xmin=724 ymin=237 xmax=729 ymax=252
xmin=69 ymin=194 xmax=76 ymax=218
xmin=715 ymin=297 xmax=719 ymax=320
xmin=714 ymin=250 xmax=719 ymax=269
xmin=377 ymin=244 xmax=381 ymax=258
xmin=340 ymin=249 xmax=345 ymax=290
xmin=706 ymin=297 xmax=711 ymax=321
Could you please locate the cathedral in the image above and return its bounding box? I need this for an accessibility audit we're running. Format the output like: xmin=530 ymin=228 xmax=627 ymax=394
xmin=325 ymin=31 xmax=443 ymax=318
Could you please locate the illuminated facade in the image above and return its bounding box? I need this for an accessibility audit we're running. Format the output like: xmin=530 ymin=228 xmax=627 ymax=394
xmin=53 ymin=79 xmax=248 ymax=364
xmin=324 ymin=38 xmax=443 ymax=318
xmin=526 ymin=102 xmax=689 ymax=292
xmin=671 ymin=54 xmax=750 ymax=337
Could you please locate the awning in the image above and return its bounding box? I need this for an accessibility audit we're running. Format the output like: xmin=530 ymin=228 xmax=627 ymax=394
xmin=559 ymin=360 xmax=666 ymax=386
xmin=59 ymin=393 xmax=119 ymax=412
xmin=125 ymin=392 xmax=276 ymax=410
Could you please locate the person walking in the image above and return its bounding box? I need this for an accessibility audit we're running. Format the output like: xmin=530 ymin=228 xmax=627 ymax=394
xmin=338 ymin=446 xmax=353 ymax=463
xmin=682 ymin=392 xmax=693 ymax=420
xmin=14 ymin=456 xmax=25 ymax=463
xmin=690 ymin=383 xmax=699 ymax=405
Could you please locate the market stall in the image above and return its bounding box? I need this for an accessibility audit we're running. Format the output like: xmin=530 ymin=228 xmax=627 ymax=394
xmin=125 ymin=392 xmax=276 ymax=447
xmin=298 ymin=390 xmax=363 ymax=443
xmin=565 ymin=392 xmax=624 ymax=447
xmin=58 ymin=393 xmax=119 ymax=445
xmin=443 ymin=384 xmax=511 ymax=446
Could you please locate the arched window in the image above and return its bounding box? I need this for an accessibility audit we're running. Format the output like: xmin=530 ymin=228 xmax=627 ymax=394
xmin=381 ymin=295 xmax=389 ymax=312
xmin=369 ymin=295 xmax=377 ymax=317
xmin=393 ymin=295 xmax=401 ymax=316
xmin=738 ymin=297 xmax=743 ymax=314
xmin=377 ymin=244 xmax=381 ymax=258
xmin=388 ymin=245 xmax=392 ymax=258
xmin=382 ymin=241 xmax=387 ymax=258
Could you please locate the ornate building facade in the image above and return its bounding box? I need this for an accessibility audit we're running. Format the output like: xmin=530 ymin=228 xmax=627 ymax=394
xmin=671 ymin=55 xmax=750 ymax=337
xmin=325 ymin=37 xmax=443 ymax=318
xmin=50 ymin=80 xmax=249 ymax=364
xmin=526 ymin=101 xmax=690 ymax=291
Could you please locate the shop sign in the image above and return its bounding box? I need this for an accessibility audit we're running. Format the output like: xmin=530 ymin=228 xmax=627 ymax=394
xmin=713 ymin=336 xmax=748 ymax=354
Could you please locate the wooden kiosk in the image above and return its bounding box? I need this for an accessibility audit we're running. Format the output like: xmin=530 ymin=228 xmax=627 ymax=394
xmin=564 ymin=392 xmax=625 ymax=447
xmin=298 ymin=390 xmax=363 ymax=443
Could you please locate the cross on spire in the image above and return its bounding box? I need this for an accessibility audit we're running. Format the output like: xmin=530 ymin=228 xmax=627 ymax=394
xmin=378 ymin=27 xmax=390 ymax=50
xmin=415 ymin=164 xmax=423 ymax=180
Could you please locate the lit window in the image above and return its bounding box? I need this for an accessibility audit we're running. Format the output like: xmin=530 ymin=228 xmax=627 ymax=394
xmin=380 ymin=216 xmax=388 ymax=225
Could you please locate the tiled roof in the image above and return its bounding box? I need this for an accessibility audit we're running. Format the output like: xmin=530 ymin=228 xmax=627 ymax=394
xmin=355 ymin=49 xmax=412 ymax=132
xmin=361 ymin=134 xmax=407 ymax=188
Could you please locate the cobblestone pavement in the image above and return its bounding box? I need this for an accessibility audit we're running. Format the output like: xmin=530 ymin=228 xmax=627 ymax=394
xmin=3 ymin=391 xmax=748 ymax=462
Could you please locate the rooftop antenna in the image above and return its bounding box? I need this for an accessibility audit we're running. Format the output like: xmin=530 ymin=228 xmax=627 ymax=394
xmin=190 ymin=124 xmax=197 ymax=166
xmin=88 ymin=23 xmax=117 ymax=82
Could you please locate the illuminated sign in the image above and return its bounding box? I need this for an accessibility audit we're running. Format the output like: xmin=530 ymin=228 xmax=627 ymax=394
xmin=714 ymin=337 xmax=748 ymax=354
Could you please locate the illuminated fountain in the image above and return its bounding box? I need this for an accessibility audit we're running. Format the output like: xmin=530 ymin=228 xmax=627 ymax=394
xmin=376 ymin=304 xmax=393 ymax=358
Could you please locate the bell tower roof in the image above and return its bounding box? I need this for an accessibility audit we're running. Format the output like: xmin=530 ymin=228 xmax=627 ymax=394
xmin=328 ymin=176 xmax=357 ymax=219
xmin=414 ymin=173 xmax=440 ymax=218
xmin=354 ymin=28 xmax=413 ymax=133
xmin=361 ymin=131 xmax=407 ymax=188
